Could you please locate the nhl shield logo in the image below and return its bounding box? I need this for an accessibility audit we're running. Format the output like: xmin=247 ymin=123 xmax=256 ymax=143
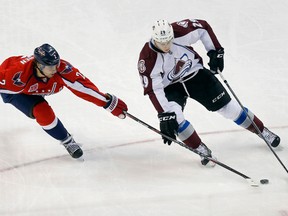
xmin=28 ymin=83 xmax=39 ymax=92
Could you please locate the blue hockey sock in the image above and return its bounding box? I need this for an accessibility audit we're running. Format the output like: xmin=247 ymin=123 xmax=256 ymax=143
xmin=43 ymin=118 xmax=69 ymax=141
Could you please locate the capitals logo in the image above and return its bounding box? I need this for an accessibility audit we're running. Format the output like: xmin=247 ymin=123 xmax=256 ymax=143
xmin=59 ymin=62 xmax=73 ymax=74
xmin=12 ymin=72 xmax=25 ymax=87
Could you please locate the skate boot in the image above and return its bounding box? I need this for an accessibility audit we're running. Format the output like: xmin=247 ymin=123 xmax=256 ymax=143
xmin=196 ymin=143 xmax=216 ymax=167
xmin=260 ymin=127 xmax=280 ymax=147
xmin=61 ymin=134 xmax=83 ymax=158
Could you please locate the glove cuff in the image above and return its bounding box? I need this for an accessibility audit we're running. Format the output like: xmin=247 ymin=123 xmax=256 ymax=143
xmin=207 ymin=47 xmax=224 ymax=56
xmin=103 ymin=93 xmax=117 ymax=112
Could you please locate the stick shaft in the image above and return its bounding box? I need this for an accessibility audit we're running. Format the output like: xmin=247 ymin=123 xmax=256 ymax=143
xmin=126 ymin=112 xmax=253 ymax=180
xmin=218 ymin=71 xmax=288 ymax=173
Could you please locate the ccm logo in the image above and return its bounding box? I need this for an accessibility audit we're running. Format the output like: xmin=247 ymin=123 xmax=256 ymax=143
xmin=212 ymin=91 xmax=225 ymax=103
xmin=217 ymin=54 xmax=224 ymax=58
xmin=159 ymin=115 xmax=176 ymax=121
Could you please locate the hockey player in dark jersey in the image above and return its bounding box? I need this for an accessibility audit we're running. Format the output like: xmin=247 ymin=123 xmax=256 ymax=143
xmin=137 ymin=19 xmax=280 ymax=166
xmin=0 ymin=43 xmax=128 ymax=159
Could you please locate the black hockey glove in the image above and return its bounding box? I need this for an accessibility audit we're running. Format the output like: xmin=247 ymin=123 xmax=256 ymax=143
xmin=207 ymin=47 xmax=224 ymax=74
xmin=158 ymin=112 xmax=179 ymax=145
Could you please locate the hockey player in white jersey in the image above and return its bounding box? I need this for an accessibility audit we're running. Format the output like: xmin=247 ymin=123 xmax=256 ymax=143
xmin=137 ymin=19 xmax=280 ymax=166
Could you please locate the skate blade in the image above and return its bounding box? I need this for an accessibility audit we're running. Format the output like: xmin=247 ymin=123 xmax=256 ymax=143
xmin=75 ymin=156 xmax=85 ymax=162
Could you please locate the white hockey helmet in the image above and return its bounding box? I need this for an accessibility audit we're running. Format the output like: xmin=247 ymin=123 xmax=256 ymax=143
xmin=152 ymin=19 xmax=174 ymax=43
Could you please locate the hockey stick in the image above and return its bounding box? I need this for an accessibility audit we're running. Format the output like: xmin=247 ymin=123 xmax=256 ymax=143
xmin=125 ymin=111 xmax=259 ymax=187
xmin=217 ymin=71 xmax=288 ymax=174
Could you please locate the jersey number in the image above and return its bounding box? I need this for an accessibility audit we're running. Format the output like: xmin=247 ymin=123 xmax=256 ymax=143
xmin=191 ymin=19 xmax=203 ymax=28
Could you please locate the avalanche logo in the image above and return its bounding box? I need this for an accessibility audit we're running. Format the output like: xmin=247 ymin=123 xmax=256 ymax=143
xmin=12 ymin=71 xmax=25 ymax=87
xmin=167 ymin=59 xmax=192 ymax=81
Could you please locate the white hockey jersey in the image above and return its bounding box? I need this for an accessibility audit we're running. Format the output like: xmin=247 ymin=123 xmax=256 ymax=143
xmin=137 ymin=19 xmax=223 ymax=121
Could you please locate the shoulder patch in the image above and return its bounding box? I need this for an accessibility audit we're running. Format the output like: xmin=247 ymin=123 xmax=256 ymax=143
xmin=138 ymin=59 xmax=146 ymax=73
xmin=59 ymin=61 xmax=73 ymax=74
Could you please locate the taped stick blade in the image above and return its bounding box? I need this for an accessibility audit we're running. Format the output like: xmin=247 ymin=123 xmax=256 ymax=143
xmin=246 ymin=178 xmax=259 ymax=187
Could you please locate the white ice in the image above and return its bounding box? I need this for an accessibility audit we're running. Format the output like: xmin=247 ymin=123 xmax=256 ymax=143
xmin=0 ymin=0 xmax=288 ymax=215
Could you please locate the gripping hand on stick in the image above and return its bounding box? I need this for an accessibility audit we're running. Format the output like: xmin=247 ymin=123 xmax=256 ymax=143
xmin=207 ymin=47 xmax=224 ymax=74
xmin=104 ymin=93 xmax=128 ymax=119
xmin=158 ymin=112 xmax=179 ymax=145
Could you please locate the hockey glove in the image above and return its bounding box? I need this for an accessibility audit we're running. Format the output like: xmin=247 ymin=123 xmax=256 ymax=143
xmin=207 ymin=47 xmax=224 ymax=73
xmin=104 ymin=93 xmax=128 ymax=119
xmin=158 ymin=112 xmax=179 ymax=145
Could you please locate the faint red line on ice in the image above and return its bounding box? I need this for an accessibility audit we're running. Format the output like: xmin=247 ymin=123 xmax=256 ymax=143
xmin=0 ymin=125 xmax=287 ymax=173
xmin=0 ymin=155 xmax=66 ymax=172
xmin=0 ymin=139 xmax=159 ymax=173
xmin=105 ymin=138 xmax=159 ymax=149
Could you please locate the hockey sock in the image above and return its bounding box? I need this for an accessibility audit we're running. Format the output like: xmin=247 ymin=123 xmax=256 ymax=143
xmin=33 ymin=101 xmax=69 ymax=140
xmin=217 ymin=100 xmax=264 ymax=134
xmin=42 ymin=118 xmax=69 ymax=140
xmin=234 ymin=108 xmax=264 ymax=134
xmin=177 ymin=120 xmax=201 ymax=149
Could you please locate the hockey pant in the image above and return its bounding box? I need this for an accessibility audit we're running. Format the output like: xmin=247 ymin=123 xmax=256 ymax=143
xmin=163 ymin=69 xmax=264 ymax=148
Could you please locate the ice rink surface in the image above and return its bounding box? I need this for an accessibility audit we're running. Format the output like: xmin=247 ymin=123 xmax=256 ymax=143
xmin=0 ymin=0 xmax=288 ymax=215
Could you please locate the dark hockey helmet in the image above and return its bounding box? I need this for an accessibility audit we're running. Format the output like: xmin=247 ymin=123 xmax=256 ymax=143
xmin=34 ymin=43 xmax=60 ymax=66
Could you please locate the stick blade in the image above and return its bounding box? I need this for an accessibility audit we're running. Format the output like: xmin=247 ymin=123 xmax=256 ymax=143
xmin=246 ymin=178 xmax=259 ymax=187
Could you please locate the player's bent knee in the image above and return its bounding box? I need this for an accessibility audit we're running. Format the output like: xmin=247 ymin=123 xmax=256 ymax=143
xmin=33 ymin=101 xmax=56 ymax=126
xmin=216 ymin=99 xmax=242 ymax=120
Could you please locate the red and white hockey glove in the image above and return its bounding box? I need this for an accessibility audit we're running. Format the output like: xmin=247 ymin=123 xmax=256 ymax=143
xmin=104 ymin=93 xmax=128 ymax=119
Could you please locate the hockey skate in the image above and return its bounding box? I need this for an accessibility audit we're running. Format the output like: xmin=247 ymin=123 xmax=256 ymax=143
xmin=260 ymin=127 xmax=280 ymax=147
xmin=61 ymin=135 xmax=83 ymax=159
xmin=196 ymin=143 xmax=216 ymax=167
